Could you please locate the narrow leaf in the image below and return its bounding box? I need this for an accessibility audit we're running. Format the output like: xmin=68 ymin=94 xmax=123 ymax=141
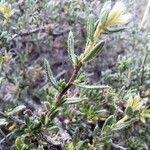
xmin=95 ymin=109 xmax=107 ymax=115
xmin=125 ymin=107 xmax=133 ymax=117
xmin=68 ymin=31 xmax=76 ymax=65
xmin=0 ymin=119 xmax=8 ymax=126
xmin=94 ymin=19 xmax=100 ymax=29
xmin=76 ymin=140 xmax=88 ymax=150
xmin=112 ymin=118 xmax=137 ymax=131
xmin=105 ymin=27 xmax=126 ymax=33
xmin=82 ymin=40 xmax=105 ymax=62
xmin=101 ymin=115 xmax=114 ymax=133
xmin=44 ymin=59 xmax=58 ymax=90
xmin=75 ymin=83 xmax=110 ymax=90
xmin=64 ymin=97 xmax=88 ymax=104
xmin=24 ymin=114 xmax=30 ymax=125
xmin=87 ymin=14 xmax=95 ymax=42
xmin=15 ymin=137 xmax=23 ymax=150
xmin=99 ymin=1 xmax=111 ymax=25
xmin=44 ymin=115 xmax=50 ymax=126
xmin=7 ymin=105 xmax=26 ymax=116
xmin=99 ymin=135 xmax=112 ymax=143
xmin=0 ymin=77 xmax=4 ymax=86
xmin=44 ymin=101 xmax=51 ymax=110
xmin=111 ymin=123 xmax=130 ymax=131
xmin=47 ymin=126 xmax=58 ymax=132
xmin=50 ymin=109 xmax=59 ymax=121
xmin=73 ymin=127 xmax=79 ymax=147
xmin=93 ymin=125 xmax=99 ymax=139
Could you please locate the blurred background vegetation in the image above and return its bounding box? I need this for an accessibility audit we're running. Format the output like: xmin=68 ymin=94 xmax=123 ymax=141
xmin=0 ymin=0 xmax=150 ymax=149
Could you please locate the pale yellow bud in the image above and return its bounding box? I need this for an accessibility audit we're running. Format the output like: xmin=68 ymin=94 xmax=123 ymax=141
xmin=140 ymin=109 xmax=150 ymax=123
xmin=127 ymin=95 xmax=142 ymax=112
xmin=0 ymin=2 xmax=12 ymax=20
xmin=105 ymin=1 xmax=131 ymax=27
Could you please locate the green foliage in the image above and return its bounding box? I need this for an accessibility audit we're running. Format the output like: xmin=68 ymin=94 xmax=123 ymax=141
xmin=82 ymin=40 xmax=105 ymax=63
xmin=0 ymin=0 xmax=149 ymax=150
xmin=87 ymin=14 xmax=95 ymax=43
xmin=44 ymin=59 xmax=59 ymax=90
xmin=67 ymin=31 xmax=77 ymax=65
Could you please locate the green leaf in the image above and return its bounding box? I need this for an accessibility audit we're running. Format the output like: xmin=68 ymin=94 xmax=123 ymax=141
xmin=7 ymin=105 xmax=26 ymax=116
xmin=44 ymin=101 xmax=51 ymax=110
xmin=76 ymin=140 xmax=88 ymax=150
xmin=67 ymin=31 xmax=77 ymax=65
xmin=105 ymin=27 xmax=126 ymax=33
xmin=44 ymin=59 xmax=59 ymax=90
xmin=94 ymin=19 xmax=100 ymax=29
xmin=64 ymin=97 xmax=88 ymax=104
xmin=99 ymin=135 xmax=112 ymax=144
xmin=50 ymin=109 xmax=59 ymax=121
xmin=0 ymin=77 xmax=4 ymax=86
xmin=75 ymin=83 xmax=110 ymax=90
xmin=82 ymin=40 xmax=105 ymax=62
xmin=99 ymin=1 xmax=111 ymax=25
xmin=93 ymin=125 xmax=99 ymax=139
xmin=111 ymin=123 xmax=130 ymax=131
xmin=24 ymin=114 xmax=30 ymax=125
xmin=101 ymin=115 xmax=114 ymax=133
xmin=87 ymin=14 xmax=95 ymax=42
xmin=47 ymin=126 xmax=58 ymax=132
xmin=15 ymin=137 xmax=23 ymax=150
xmin=32 ymin=121 xmax=41 ymax=130
xmin=57 ymin=79 xmax=67 ymax=91
xmin=112 ymin=118 xmax=137 ymax=131
xmin=95 ymin=109 xmax=107 ymax=115
xmin=73 ymin=127 xmax=79 ymax=147
xmin=125 ymin=107 xmax=133 ymax=117
xmin=44 ymin=115 xmax=50 ymax=126
xmin=0 ymin=119 xmax=8 ymax=126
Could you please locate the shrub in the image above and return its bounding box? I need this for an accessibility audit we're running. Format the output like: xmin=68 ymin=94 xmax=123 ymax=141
xmin=0 ymin=1 xmax=150 ymax=150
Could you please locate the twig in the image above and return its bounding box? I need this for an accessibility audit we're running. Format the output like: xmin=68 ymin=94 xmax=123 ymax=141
xmin=140 ymin=0 xmax=150 ymax=28
xmin=0 ymin=129 xmax=5 ymax=137
xmin=56 ymin=64 xmax=82 ymax=105
xmin=55 ymin=70 xmax=66 ymax=80
xmin=12 ymin=24 xmax=69 ymax=38
xmin=40 ymin=133 xmax=61 ymax=148
xmin=0 ymin=111 xmax=25 ymax=126
xmin=37 ymin=70 xmax=66 ymax=92
xmin=55 ymin=118 xmax=71 ymax=141
xmin=0 ymin=132 xmax=13 ymax=144
xmin=111 ymin=143 xmax=127 ymax=150
xmin=139 ymin=53 xmax=148 ymax=94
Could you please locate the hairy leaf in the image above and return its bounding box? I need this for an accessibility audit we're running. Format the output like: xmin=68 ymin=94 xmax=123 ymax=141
xmin=82 ymin=40 xmax=105 ymax=62
xmin=0 ymin=118 xmax=7 ymax=126
xmin=101 ymin=115 xmax=114 ymax=133
xmin=68 ymin=31 xmax=77 ymax=65
xmin=87 ymin=14 xmax=95 ymax=42
xmin=75 ymin=83 xmax=110 ymax=90
xmin=64 ymin=97 xmax=88 ymax=104
xmin=44 ymin=59 xmax=59 ymax=90
xmin=99 ymin=1 xmax=111 ymax=25
xmin=7 ymin=105 xmax=26 ymax=116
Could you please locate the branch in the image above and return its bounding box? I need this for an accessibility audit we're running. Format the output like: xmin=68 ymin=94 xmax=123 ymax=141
xmin=56 ymin=64 xmax=82 ymax=105
xmin=0 ymin=132 xmax=13 ymax=144
xmin=111 ymin=143 xmax=127 ymax=150
xmin=12 ymin=24 xmax=69 ymax=38
xmin=0 ymin=111 xmax=24 ymax=126
xmin=139 ymin=52 xmax=148 ymax=94
xmin=140 ymin=0 xmax=150 ymax=28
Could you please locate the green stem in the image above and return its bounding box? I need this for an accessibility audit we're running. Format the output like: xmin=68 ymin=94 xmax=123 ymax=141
xmin=56 ymin=63 xmax=82 ymax=106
